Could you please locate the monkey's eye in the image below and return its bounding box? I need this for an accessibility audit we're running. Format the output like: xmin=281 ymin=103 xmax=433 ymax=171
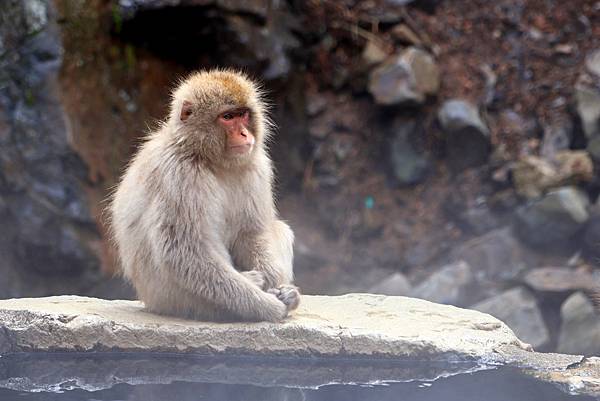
xmin=222 ymin=113 xmax=234 ymax=121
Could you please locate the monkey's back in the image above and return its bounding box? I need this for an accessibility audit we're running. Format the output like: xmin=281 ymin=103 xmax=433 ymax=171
xmin=111 ymin=133 xmax=189 ymax=317
xmin=110 ymin=133 xmax=165 ymax=283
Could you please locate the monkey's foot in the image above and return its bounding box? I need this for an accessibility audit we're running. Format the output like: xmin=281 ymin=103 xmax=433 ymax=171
xmin=267 ymin=285 xmax=301 ymax=311
xmin=241 ymin=270 xmax=266 ymax=289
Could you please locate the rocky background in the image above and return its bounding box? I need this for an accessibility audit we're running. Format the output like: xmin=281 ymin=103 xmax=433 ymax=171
xmin=1 ymin=0 xmax=600 ymax=355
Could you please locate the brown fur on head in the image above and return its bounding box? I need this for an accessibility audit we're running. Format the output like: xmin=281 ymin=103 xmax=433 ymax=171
xmin=167 ymin=69 xmax=271 ymax=168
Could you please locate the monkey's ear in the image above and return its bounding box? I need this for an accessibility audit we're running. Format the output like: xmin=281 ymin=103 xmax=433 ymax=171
xmin=180 ymin=100 xmax=193 ymax=122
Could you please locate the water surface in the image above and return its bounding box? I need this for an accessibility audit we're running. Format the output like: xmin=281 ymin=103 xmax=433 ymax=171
xmin=0 ymin=353 xmax=593 ymax=401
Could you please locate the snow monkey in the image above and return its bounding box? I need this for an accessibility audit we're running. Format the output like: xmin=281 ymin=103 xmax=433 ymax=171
xmin=110 ymin=70 xmax=300 ymax=322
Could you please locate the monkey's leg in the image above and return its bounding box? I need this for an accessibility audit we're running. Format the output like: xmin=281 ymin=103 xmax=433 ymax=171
xmin=240 ymin=270 xmax=266 ymax=289
xmin=155 ymin=234 xmax=288 ymax=322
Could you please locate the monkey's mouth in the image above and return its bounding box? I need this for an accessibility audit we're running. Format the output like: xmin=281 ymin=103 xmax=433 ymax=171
xmin=229 ymin=143 xmax=254 ymax=155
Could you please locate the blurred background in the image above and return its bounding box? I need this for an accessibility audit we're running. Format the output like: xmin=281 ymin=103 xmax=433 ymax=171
xmin=1 ymin=0 xmax=600 ymax=355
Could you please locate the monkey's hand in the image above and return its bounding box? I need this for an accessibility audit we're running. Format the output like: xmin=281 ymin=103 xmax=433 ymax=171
xmin=241 ymin=270 xmax=266 ymax=289
xmin=267 ymin=285 xmax=301 ymax=311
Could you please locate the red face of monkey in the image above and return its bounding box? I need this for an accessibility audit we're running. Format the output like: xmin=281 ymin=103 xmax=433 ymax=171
xmin=175 ymin=71 xmax=266 ymax=166
xmin=218 ymin=107 xmax=256 ymax=156
xmin=179 ymin=99 xmax=257 ymax=160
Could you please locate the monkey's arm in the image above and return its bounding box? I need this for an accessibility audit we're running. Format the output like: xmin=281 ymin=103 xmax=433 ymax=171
xmin=152 ymin=226 xmax=288 ymax=322
xmin=234 ymin=220 xmax=294 ymax=288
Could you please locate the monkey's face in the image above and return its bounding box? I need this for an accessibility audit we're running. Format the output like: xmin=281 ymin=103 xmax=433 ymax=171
xmin=180 ymin=101 xmax=259 ymax=164
xmin=172 ymin=70 xmax=267 ymax=167
xmin=217 ymin=107 xmax=256 ymax=157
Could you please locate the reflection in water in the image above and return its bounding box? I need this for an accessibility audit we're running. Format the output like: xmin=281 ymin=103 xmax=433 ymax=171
xmin=0 ymin=354 xmax=593 ymax=401
xmin=0 ymin=353 xmax=485 ymax=391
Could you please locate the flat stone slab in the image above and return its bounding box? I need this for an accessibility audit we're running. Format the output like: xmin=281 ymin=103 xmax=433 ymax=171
xmin=0 ymin=294 xmax=527 ymax=361
xmin=4 ymin=295 xmax=600 ymax=397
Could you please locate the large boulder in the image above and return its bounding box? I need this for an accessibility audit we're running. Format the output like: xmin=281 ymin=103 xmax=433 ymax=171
xmin=368 ymin=47 xmax=439 ymax=105
xmin=472 ymin=287 xmax=550 ymax=350
xmin=575 ymin=49 xmax=600 ymax=139
xmin=368 ymin=272 xmax=412 ymax=296
xmin=437 ymin=99 xmax=491 ymax=170
xmin=450 ymin=227 xmax=529 ymax=285
xmin=514 ymin=186 xmax=590 ymax=247
xmin=523 ymin=267 xmax=598 ymax=294
xmin=511 ymin=151 xmax=593 ymax=199
xmin=557 ymin=292 xmax=600 ymax=356
xmin=583 ymin=205 xmax=600 ymax=259
xmin=387 ymin=119 xmax=430 ymax=185
xmin=5 ymin=296 xmax=600 ymax=398
xmin=0 ymin=295 xmax=528 ymax=360
xmin=410 ymin=260 xmax=475 ymax=307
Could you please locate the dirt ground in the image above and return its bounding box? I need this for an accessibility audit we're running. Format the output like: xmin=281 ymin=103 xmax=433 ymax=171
xmin=277 ymin=0 xmax=600 ymax=294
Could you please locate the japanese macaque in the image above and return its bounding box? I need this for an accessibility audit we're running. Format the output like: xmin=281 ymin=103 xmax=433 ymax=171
xmin=109 ymin=70 xmax=300 ymax=322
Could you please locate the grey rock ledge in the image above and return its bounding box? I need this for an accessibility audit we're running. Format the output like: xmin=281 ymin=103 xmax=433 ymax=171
xmin=0 ymin=294 xmax=528 ymax=360
xmin=3 ymin=295 xmax=600 ymax=397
